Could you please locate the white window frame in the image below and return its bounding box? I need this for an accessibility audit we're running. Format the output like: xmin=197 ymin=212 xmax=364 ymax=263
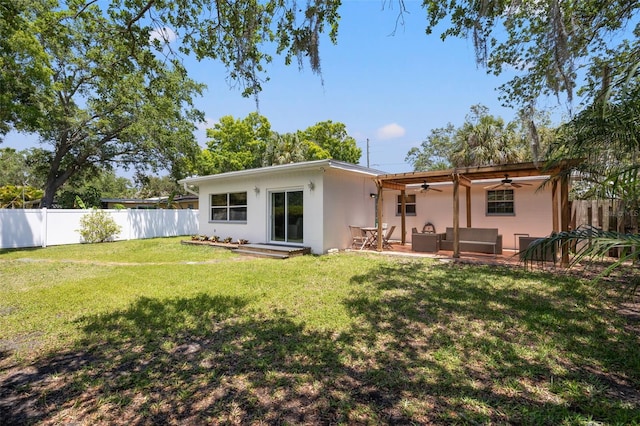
xmin=486 ymin=189 xmax=515 ymax=215
xmin=210 ymin=192 xmax=248 ymax=222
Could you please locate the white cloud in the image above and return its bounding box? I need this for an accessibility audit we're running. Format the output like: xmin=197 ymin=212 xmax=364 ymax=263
xmin=149 ymin=27 xmax=177 ymax=45
xmin=376 ymin=123 xmax=406 ymax=140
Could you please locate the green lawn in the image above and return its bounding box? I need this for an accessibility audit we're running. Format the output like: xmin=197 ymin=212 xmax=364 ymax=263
xmin=1 ymin=237 xmax=638 ymax=424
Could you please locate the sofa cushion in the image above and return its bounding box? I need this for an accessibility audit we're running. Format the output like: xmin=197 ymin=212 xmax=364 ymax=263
xmin=444 ymin=227 xmax=498 ymax=243
xmin=445 ymin=227 xmax=453 ymax=241
xmin=459 ymin=227 xmax=497 ymax=242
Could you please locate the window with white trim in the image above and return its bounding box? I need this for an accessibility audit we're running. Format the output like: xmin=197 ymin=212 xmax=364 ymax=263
xmin=487 ymin=189 xmax=514 ymax=215
xmin=210 ymin=192 xmax=247 ymax=222
xmin=397 ymin=194 xmax=416 ymax=216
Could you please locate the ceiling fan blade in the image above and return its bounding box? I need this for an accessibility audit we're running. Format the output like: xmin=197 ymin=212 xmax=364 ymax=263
xmin=484 ymin=183 xmax=503 ymax=190
xmin=431 ymin=187 xmax=443 ymax=192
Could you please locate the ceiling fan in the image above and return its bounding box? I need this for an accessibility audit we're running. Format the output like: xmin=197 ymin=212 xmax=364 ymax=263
xmin=416 ymin=181 xmax=442 ymax=193
xmin=484 ymin=174 xmax=532 ymax=190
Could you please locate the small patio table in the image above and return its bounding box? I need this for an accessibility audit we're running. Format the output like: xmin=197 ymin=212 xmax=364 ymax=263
xmin=361 ymin=227 xmax=379 ymax=249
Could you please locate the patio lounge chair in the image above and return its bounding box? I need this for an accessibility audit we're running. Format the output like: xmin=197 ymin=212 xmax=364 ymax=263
xmin=382 ymin=225 xmax=396 ymax=249
xmin=349 ymin=225 xmax=368 ymax=250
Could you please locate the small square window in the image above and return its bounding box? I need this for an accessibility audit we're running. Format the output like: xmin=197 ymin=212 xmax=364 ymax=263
xmin=397 ymin=194 xmax=416 ymax=216
xmin=487 ymin=189 xmax=514 ymax=215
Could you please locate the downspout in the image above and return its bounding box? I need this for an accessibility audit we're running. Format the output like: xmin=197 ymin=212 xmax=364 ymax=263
xmin=182 ymin=182 xmax=199 ymax=197
xmin=400 ymin=189 xmax=406 ymax=245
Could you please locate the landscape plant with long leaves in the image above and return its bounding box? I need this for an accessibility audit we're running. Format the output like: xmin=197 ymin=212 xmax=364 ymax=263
xmin=523 ymin=74 xmax=640 ymax=285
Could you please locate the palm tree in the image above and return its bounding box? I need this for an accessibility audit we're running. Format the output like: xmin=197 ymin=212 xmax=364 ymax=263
xmin=523 ymin=77 xmax=640 ymax=282
xmin=450 ymin=105 xmax=528 ymax=167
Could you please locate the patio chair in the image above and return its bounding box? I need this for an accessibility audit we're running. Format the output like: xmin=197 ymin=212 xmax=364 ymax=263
xmin=382 ymin=225 xmax=396 ymax=249
xmin=349 ymin=225 xmax=368 ymax=250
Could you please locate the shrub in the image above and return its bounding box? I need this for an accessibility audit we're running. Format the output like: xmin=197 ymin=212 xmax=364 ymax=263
xmin=78 ymin=209 xmax=121 ymax=243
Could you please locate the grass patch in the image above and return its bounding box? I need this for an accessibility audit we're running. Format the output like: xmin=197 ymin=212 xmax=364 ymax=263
xmin=1 ymin=239 xmax=639 ymax=424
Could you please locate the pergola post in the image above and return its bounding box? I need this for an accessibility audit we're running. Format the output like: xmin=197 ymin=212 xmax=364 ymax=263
xmin=560 ymin=173 xmax=570 ymax=266
xmin=400 ymin=189 xmax=406 ymax=245
xmin=466 ymin=185 xmax=472 ymax=228
xmin=376 ymin=182 xmax=383 ymax=252
xmin=453 ymin=174 xmax=460 ymax=258
xmin=552 ymin=179 xmax=559 ymax=232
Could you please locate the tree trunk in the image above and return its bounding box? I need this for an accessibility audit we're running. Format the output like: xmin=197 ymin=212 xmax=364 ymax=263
xmin=41 ymin=177 xmax=61 ymax=208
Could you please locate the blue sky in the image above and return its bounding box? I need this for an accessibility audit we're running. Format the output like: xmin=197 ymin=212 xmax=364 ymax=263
xmin=3 ymin=1 xmax=562 ymax=174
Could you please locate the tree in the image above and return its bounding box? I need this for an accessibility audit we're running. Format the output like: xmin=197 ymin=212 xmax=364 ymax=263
xmin=523 ymin=65 xmax=640 ymax=282
xmin=20 ymin=2 xmax=204 ymax=208
xmin=421 ymin=0 xmax=639 ymax=114
xmin=405 ymin=124 xmax=455 ymax=172
xmin=0 ymin=148 xmax=30 ymax=186
xmin=450 ymin=105 xmax=528 ymax=167
xmin=0 ymin=185 xmax=43 ymax=208
xmin=201 ymin=114 xmax=361 ymax=174
xmin=264 ymin=132 xmax=331 ymax=166
xmin=4 ymin=0 xmax=341 ymax=205
xmin=187 ymin=148 xmax=217 ymax=177
xmin=205 ymin=113 xmax=272 ymax=173
xmin=0 ymin=149 xmax=49 ymax=205
xmin=105 ymin=0 xmax=340 ymax=99
xmin=405 ymin=105 xmax=536 ymax=171
xmin=56 ymin=169 xmax=135 ymax=208
xmin=135 ymin=174 xmax=182 ymax=198
xmin=0 ymin=0 xmax=51 ymax=137
xmin=299 ymin=120 xmax=361 ymax=163
xmin=547 ymin=76 xmax=640 ymax=231
xmin=88 ymin=170 xmax=135 ymax=199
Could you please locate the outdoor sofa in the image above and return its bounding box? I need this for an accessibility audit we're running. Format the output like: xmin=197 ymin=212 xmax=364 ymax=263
xmin=439 ymin=227 xmax=503 ymax=255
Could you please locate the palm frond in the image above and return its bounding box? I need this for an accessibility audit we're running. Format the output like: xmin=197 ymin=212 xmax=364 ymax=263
xmin=520 ymin=225 xmax=640 ymax=280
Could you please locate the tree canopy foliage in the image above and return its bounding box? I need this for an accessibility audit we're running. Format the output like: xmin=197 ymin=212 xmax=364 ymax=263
xmin=2 ymin=0 xmax=343 ymax=207
xmin=523 ymin=43 xmax=640 ymax=279
xmin=192 ymin=114 xmax=361 ymax=176
xmin=0 ymin=0 xmax=51 ymax=136
xmin=0 ymin=147 xmax=47 ymax=207
xmin=421 ymin=0 xmax=640 ymax=114
xmin=405 ymin=105 xmax=552 ymax=171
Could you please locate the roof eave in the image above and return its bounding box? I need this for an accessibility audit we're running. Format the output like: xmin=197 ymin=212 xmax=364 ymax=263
xmin=179 ymin=159 xmax=385 ymax=184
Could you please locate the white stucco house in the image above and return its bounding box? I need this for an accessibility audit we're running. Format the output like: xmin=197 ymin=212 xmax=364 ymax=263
xmin=181 ymin=159 xmax=573 ymax=257
xmin=180 ymin=160 xmax=382 ymax=254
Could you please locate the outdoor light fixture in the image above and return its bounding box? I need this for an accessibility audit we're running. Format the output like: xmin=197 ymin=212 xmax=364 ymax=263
xmin=254 ymin=186 xmax=260 ymax=194
xmin=308 ymin=181 xmax=315 ymax=190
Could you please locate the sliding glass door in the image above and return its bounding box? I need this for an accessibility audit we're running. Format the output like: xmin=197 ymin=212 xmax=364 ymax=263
xmin=270 ymin=190 xmax=303 ymax=244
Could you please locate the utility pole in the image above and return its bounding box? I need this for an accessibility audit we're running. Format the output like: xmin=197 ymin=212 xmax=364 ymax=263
xmin=366 ymin=138 xmax=370 ymax=168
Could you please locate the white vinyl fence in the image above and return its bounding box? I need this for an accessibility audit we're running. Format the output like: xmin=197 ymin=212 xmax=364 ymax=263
xmin=0 ymin=208 xmax=199 ymax=249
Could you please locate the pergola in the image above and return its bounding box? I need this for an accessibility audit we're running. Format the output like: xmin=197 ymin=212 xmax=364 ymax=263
xmin=372 ymin=161 xmax=575 ymax=266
